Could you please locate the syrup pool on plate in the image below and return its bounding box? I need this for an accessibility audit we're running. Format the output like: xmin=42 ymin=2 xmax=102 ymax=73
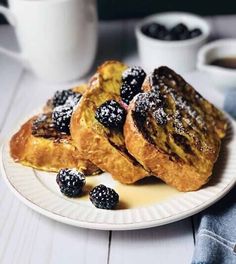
xmin=115 ymin=176 xmax=180 ymax=209
xmin=76 ymin=176 xmax=180 ymax=209
xmin=37 ymin=171 xmax=180 ymax=209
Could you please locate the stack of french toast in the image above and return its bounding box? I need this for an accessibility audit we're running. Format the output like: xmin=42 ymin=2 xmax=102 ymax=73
xmin=10 ymin=61 xmax=227 ymax=192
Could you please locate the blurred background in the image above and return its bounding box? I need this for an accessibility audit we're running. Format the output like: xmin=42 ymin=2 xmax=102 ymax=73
xmin=1 ymin=0 xmax=236 ymax=23
xmin=97 ymin=0 xmax=236 ymax=20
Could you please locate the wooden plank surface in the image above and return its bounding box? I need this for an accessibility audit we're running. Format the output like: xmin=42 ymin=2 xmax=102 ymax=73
xmin=0 ymin=74 xmax=110 ymax=264
xmin=0 ymin=15 xmax=231 ymax=264
xmin=0 ymin=27 xmax=110 ymax=264
xmin=107 ymin=19 xmax=196 ymax=264
xmin=109 ymin=220 xmax=194 ymax=264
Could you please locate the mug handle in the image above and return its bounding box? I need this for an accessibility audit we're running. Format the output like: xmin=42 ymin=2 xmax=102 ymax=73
xmin=0 ymin=6 xmax=24 ymax=62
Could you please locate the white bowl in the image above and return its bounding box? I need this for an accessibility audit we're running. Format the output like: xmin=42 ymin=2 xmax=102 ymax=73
xmin=197 ymin=39 xmax=236 ymax=92
xmin=136 ymin=12 xmax=211 ymax=74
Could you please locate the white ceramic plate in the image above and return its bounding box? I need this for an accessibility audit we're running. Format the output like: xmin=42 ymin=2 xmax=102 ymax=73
xmin=1 ymin=116 xmax=236 ymax=231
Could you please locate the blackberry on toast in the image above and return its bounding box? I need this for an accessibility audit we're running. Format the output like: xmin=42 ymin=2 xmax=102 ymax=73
xmin=10 ymin=85 xmax=101 ymax=175
xmin=124 ymin=66 xmax=227 ymax=191
xmin=71 ymin=61 xmax=149 ymax=184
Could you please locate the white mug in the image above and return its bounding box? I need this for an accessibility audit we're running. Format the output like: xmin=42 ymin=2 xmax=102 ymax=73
xmin=0 ymin=0 xmax=98 ymax=82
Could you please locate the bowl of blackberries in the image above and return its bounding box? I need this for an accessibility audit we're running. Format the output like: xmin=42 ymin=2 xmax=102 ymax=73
xmin=136 ymin=12 xmax=211 ymax=73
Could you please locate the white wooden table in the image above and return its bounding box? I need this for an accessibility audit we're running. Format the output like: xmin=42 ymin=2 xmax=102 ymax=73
xmin=0 ymin=15 xmax=235 ymax=264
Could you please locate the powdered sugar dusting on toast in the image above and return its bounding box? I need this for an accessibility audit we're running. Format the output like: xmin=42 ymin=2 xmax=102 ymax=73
xmin=153 ymin=107 xmax=167 ymax=125
xmin=142 ymin=68 xmax=206 ymax=131
xmin=134 ymin=90 xmax=168 ymax=127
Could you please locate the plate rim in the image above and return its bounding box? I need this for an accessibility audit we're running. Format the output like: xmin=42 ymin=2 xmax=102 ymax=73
xmin=1 ymin=126 xmax=236 ymax=231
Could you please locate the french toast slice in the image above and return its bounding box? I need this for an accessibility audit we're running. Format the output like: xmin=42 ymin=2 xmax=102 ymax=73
xmin=124 ymin=66 xmax=227 ymax=191
xmin=71 ymin=61 xmax=149 ymax=183
xmin=10 ymin=114 xmax=100 ymax=175
xmin=10 ymin=85 xmax=101 ymax=175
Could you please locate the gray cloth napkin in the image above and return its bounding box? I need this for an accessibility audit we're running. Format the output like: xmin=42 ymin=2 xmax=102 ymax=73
xmin=192 ymin=90 xmax=236 ymax=264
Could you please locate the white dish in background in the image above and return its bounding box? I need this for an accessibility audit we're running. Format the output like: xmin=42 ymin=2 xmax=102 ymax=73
xmin=1 ymin=116 xmax=236 ymax=230
xmin=197 ymin=39 xmax=236 ymax=92
xmin=136 ymin=12 xmax=210 ymax=74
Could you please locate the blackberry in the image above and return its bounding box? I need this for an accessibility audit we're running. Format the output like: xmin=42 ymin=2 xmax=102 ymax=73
xmin=178 ymin=30 xmax=191 ymax=40
xmin=141 ymin=23 xmax=150 ymax=36
xmin=141 ymin=22 xmax=167 ymax=39
xmin=65 ymin=93 xmax=82 ymax=108
xmin=52 ymin=89 xmax=76 ymax=107
xmin=170 ymin=23 xmax=188 ymax=35
xmin=162 ymin=33 xmax=173 ymax=41
xmin=56 ymin=168 xmax=86 ymax=197
xmin=121 ymin=66 xmax=146 ymax=104
xmin=190 ymin=28 xmax=202 ymax=39
xmin=120 ymin=82 xmax=140 ymax=105
xmin=52 ymin=104 xmax=73 ymax=134
xmin=89 ymin=184 xmax=119 ymax=209
xmin=141 ymin=22 xmax=202 ymax=42
xmin=122 ymin=66 xmax=146 ymax=86
xmin=95 ymin=100 xmax=126 ymax=130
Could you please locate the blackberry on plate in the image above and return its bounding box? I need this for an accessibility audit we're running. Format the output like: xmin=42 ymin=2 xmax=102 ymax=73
xmin=121 ymin=66 xmax=146 ymax=104
xmin=52 ymin=89 xmax=76 ymax=107
xmin=52 ymin=104 xmax=73 ymax=134
xmin=56 ymin=168 xmax=86 ymax=197
xmin=95 ymin=100 xmax=126 ymax=130
xmin=89 ymin=184 xmax=119 ymax=209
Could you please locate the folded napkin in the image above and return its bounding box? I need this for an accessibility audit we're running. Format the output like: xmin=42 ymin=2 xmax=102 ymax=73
xmin=192 ymin=90 xmax=236 ymax=264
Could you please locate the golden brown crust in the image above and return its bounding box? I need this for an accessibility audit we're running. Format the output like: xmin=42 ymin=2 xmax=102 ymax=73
xmin=72 ymin=84 xmax=88 ymax=94
xmin=124 ymin=67 xmax=227 ymax=191
xmin=71 ymin=61 xmax=149 ymax=183
xmin=10 ymin=82 xmax=101 ymax=176
xmin=142 ymin=67 xmax=227 ymax=139
xmin=10 ymin=117 xmax=100 ymax=175
xmin=125 ymin=103 xmax=215 ymax=191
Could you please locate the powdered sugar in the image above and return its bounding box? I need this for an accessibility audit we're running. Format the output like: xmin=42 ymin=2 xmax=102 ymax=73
xmin=153 ymin=107 xmax=167 ymax=125
xmin=52 ymin=104 xmax=73 ymax=134
xmin=95 ymin=100 xmax=126 ymax=130
xmin=135 ymin=90 xmax=167 ymax=126
xmin=135 ymin=67 xmax=206 ymax=132
xmin=122 ymin=66 xmax=146 ymax=80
